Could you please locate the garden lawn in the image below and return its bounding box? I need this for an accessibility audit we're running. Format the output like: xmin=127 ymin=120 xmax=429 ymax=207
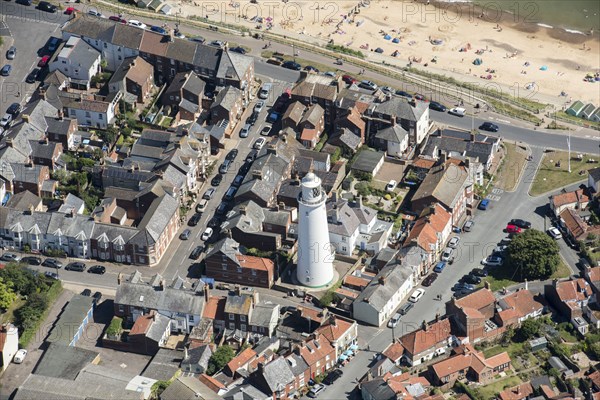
xmin=477 ymin=375 xmax=523 ymax=399
xmin=482 ymin=260 xmax=570 ymax=292
xmin=495 ymin=143 xmax=528 ymax=192
xmin=529 ymin=151 xmax=596 ymax=196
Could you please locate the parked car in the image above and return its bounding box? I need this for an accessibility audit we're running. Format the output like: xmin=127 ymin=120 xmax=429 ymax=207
xmin=47 ymin=37 xmax=60 ymax=51
xmin=254 ymin=100 xmax=265 ymax=113
xmin=359 ymin=80 xmax=377 ymax=90
xmin=478 ymin=198 xmax=490 ymax=210
xmin=429 ymin=101 xmax=447 ymax=112
xmin=13 ymin=349 xmax=28 ymax=364
xmin=479 ymin=122 xmax=499 ymax=132
xmin=304 ymin=65 xmax=319 ymax=73
xmin=233 ymin=175 xmax=244 ymax=187
xmin=308 ymin=384 xmax=325 ymax=398
xmin=448 ymin=107 xmax=466 ymax=117
xmin=471 ymin=268 xmax=488 ymax=277
xmin=463 ymin=220 xmax=474 ymax=232
xmin=150 ymin=25 xmax=167 ymax=35
xmin=1 ymin=65 xmax=12 ymax=76
xmin=433 ymin=261 xmax=447 ymax=273
xmin=506 ymin=224 xmax=522 ymax=234
xmin=201 ymin=227 xmax=213 ymax=241
xmin=0 ymin=114 xmax=13 ymax=129
xmin=548 ymin=226 xmax=562 ymax=239
xmin=127 ymin=20 xmax=147 ymax=29
xmin=453 ymin=282 xmax=475 ymax=292
xmin=25 ymin=68 xmax=40 ymax=83
xmin=399 ymin=302 xmax=414 ymax=315
xmin=482 ymin=255 xmax=503 ymax=267
xmin=409 ymin=288 xmax=425 ymax=303
xmin=44 ymin=271 xmax=59 ymax=279
xmin=342 ymin=75 xmax=357 ymax=84
xmin=81 ymin=288 xmax=92 ymax=296
xmin=422 ymin=272 xmax=438 ymax=287
xmin=216 ymin=202 xmax=228 ymax=215
xmin=209 ymin=40 xmax=226 ymax=47
xmin=260 ymin=125 xmax=272 ymax=136
xmin=230 ymin=46 xmax=246 ymax=54
xmin=93 ymin=292 xmax=103 ymax=302
xmin=188 ymin=213 xmax=201 ymax=226
xmin=385 ymin=180 xmax=397 ymax=192
xmin=387 ymin=313 xmax=401 ymax=328
xmin=88 ymin=265 xmax=106 ymax=274
xmin=226 ymin=148 xmax=238 ymax=161
xmin=462 ymin=274 xmax=482 ymax=285
xmin=240 ymin=123 xmax=251 ymax=138
xmin=190 ymin=36 xmax=206 ymax=43
xmin=254 ymin=137 xmax=266 ymax=150
xmin=42 ymin=258 xmax=63 ymax=269
xmin=6 ymin=46 xmax=16 ymax=60
xmin=211 ymin=174 xmax=223 ymax=187
xmin=0 ymin=253 xmax=20 ymax=262
xmin=282 ymin=60 xmax=301 ymax=70
xmin=510 ymin=219 xmax=531 ymax=229
xmin=37 ymin=55 xmax=50 ymax=67
xmin=247 ymin=110 xmax=259 ymax=125
xmin=6 ymin=103 xmax=22 ymax=117
xmin=441 ymin=247 xmax=454 ymax=262
xmin=414 ymin=93 xmax=427 ymax=101
xmin=448 ymin=236 xmax=460 ymax=248
xmin=65 ymin=262 xmax=86 ymax=272
xmin=493 ymin=245 xmax=508 ymax=254
xmin=109 ymin=15 xmax=127 ymax=23
xmin=202 ymin=188 xmax=216 ymax=200
xmin=22 ymin=256 xmax=42 ymax=265
xmin=323 ymin=369 xmax=343 ymax=385
xmin=15 ymin=0 xmax=32 ymax=5
xmin=395 ymin=89 xmax=412 ymax=98
xmin=246 ymin=149 xmax=258 ymax=163
xmin=190 ymin=245 xmax=204 ymax=260
xmin=180 ymin=229 xmax=191 ymax=240
xmin=37 ymin=1 xmax=57 ymax=12
xmin=207 ymin=216 xmax=221 ymax=228
xmin=219 ymin=159 xmax=232 ymax=174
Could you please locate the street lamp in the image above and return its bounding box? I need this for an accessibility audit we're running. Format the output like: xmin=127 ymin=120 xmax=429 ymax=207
xmin=292 ymin=44 xmax=295 ymax=62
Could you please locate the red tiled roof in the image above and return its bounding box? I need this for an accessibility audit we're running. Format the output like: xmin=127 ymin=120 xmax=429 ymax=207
xmin=413 ymin=158 xmax=436 ymax=169
xmin=203 ymin=296 xmax=226 ymax=320
xmin=404 ymin=218 xmax=438 ymax=251
xmin=382 ymin=342 xmax=404 ymax=362
xmin=500 ymin=290 xmax=544 ymax=320
xmin=236 ymin=254 xmax=275 ymax=272
xmin=199 ymin=374 xmax=226 ymax=392
xmin=400 ymin=318 xmax=452 ymax=356
xmin=298 ymin=306 xmax=327 ymax=324
xmin=589 ymin=370 xmax=600 ymax=387
xmin=343 ymin=274 xmax=370 ymax=289
xmin=335 ymin=287 xmax=359 ymax=299
xmin=560 ymin=208 xmax=588 ymax=239
xmin=555 ymin=278 xmax=590 ymax=302
xmin=129 ymin=312 xmax=154 ymax=335
xmin=540 ymin=384 xmax=555 ymax=398
xmin=299 ymin=334 xmax=335 ymax=367
xmin=316 ymin=316 xmax=354 ymax=343
xmin=552 ymin=189 xmax=589 ymax=209
xmin=454 ymin=288 xmax=496 ymax=310
xmin=226 ymin=348 xmax=257 ymax=374
xmin=498 ymin=382 xmax=534 ymax=400
xmin=587 ymin=267 xmax=600 ymax=282
xmin=300 ymin=128 xmax=318 ymax=142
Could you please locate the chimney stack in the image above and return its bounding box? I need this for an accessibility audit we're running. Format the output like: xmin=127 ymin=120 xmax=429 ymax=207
xmin=331 ymin=204 xmax=339 ymax=224
xmin=184 ymin=346 xmax=189 ymax=360
xmin=252 ymin=170 xmax=263 ymax=180
xmin=422 ymin=320 xmax=427 ymax=331
xmin=22 ymin=114 xmax=30 ymax=123
xmin=117 ymin=272 xmax=122 ymax=285
xmin=378 ymin=275 xmax=386 ymax=285
xmin=160 ymin=279 xmax=165 ymax=290
xmin=239 ymin=206 xmax=247 ymax=216
xmin=236 ymin=285 xmax=242 ymax=296
xmin=524 ymin=279 xmax=528 ymax=291
xmin=204 ymin=283 xmax=210 ymax=302
xmin=484 ymin=281 xmax=490 ymax=290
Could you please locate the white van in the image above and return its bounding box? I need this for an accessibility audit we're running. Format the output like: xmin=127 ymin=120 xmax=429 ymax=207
xmin=259 ymin=83 xmax=272 ymax=99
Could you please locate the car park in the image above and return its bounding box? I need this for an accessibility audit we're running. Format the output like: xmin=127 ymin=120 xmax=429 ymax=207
xmin=429 ymin=101 xmax=447 ymax=112
xmin=510 ymin=219 xmax=532 ymax=229
xmin=65 ymin=262 xmax=86 ymax=272
xmin=463 ymin=220 xmax=474 ymax=232
xmin=448 ymin=236 xmax=460 ymax=248
xmin=13 ymin=349 xmax=28 ymax=364
xmin=0 ymin=253 xmax=21 ymax=262
xmin=422 ymin=272 xmax=438 ymax=287
xmin=478 ymin=198 xmax=490 ymax=210
xmin=282 ymin=61 xmax=301 ymax=70
xmin=22 ymin=256 xmax=42 ymax=265
xmin=387 ymin=313 xmax=401 ymax=328
xmin=190 ymin=245 xmax=204 ymax=259
xmin=201 ymin=227 xmax=213 ymax=241
xmin=7 ymin=103 xmax=22 ymax=117
xmin=323 ymin=369 xmax=343 ymax=385
xmin=385 ymin=180 xmax=397 ymax=192
xmin=6 ymin=46 xmax=16 ymax=60
xmin=188 ymin=213 xmax=201 ymax=226
xmin=240 ymin=124 xmax=251 ymax=138
xmin=26 ymin=68 xmax=40 ymax=83
xmin=81 ymin=288 xmax=92 ymax=296
xmin=88 ymin=265 xmax=106 ymax=274
xmin=1 ymin=65 xmax=12 ymax=76
xmin=180 ymin=229 xmax=191 ymax=240
xmin=548 ymin=227 xmax=562 ymax=239
xmin=433 ymin=261 xmax=447 ymax=273
xmin=471 ymin=268 xmax=488 ymax=277
xmin=506 ymin=224 xmax=522 ymax=234
xmin=38 ymin=56 xmax=50 ymax=68
xmin=441 ymin=247 xmax=454 ymax=262
xmin=211 ymin=174 xmax=223 ymax=187
xmin=261 ymin=125 xmax=272 ymax=136
xmin=127 ymin=20 xmax=147 ymax=29
xmin=479 ymin=122 xmax=499 ymax=132
xmin=42 ymin=258 xmax=63 ymax=269
xmin=448 ymin=107 xmax=466 ymax=117
xmin=409 ymin=288 xmax=425 ymax=303
xmin=359 ymin=80 xmax=377 ymax=90
xmin=482 ymin=255 xmax=503 ymax=266
xmin=308 ymin=384 xmax=325 ymax=398
xmin=150 ymin=26 xmax=167 ymax=35
xmin=254 ymin=137 xmax=266 ymax=150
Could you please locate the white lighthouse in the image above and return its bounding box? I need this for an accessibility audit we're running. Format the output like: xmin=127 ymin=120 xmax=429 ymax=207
xmin=296 ymin=172 xmax=334 ymax=287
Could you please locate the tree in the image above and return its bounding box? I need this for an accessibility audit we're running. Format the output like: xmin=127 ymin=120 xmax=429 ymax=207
xmin=0 ymin=277 xmax=17 ymax=310
xmin=506 ymin=229 xmax=560 ymax=280
xmin=206 ymin=345 xmax=235 ymax=375
xmin=517 ymin=318 xmax=541 ymax=341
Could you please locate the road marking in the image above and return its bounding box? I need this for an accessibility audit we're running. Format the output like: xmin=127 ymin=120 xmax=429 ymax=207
xmin=5 ymin=15 xmax=59 ymax=26
xmin=488 ymin=194 xmax=501 ymax=201
xmin=491 ymin=188 xmax=504 ymax=195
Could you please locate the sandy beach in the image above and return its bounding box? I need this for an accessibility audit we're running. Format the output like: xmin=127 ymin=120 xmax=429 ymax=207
xmin=170 ymin=0 xmax=600 ymax=106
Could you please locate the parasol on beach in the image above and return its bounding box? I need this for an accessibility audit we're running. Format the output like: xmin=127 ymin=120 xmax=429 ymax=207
xmin=540 ymin=65 xmax=548 ymax=71
xmin=473 ymin=58 xmax=482 ymax=65
xmin=392 ymin=38 xmax=400 ymax=43
xmin=384 ymin=34 xmax=391 ymax=40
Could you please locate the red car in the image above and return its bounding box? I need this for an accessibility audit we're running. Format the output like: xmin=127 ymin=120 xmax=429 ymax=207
xmin=342 ymin=75 xmax=357 ymax=84
xmin=506 ymin=224 xmax=522 ymax=234
xmin=65 ymin=7 xmax=79 ymax=15
xmin=109 ymin=16 xmax=127 ymax=23
xmin=38 ymin=55 xmax=50 ymax=68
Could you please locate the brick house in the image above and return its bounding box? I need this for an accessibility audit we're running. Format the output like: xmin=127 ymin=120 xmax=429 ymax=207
xmin=204 ymin=237 xmax=275 ymax=288
xmin=550 ymin=188 xmax=590 ymax=217
xmin=45 ymin=114 xmax=77 ymax=150
xmin=108 ymin=56 xmax=155 ymax=104
xmin=10 ymin=163 xmax=50 ymax=197
xmin=334 ymin=106 xmax=366 ymax=144
xmin=210 ymin=86 xmax=243 ymax=137
xmin=445 ymin=288 xmax=497 ymax=342
xmin=429 ymin=344 xmax=511 ymax=387
xmin=315 ymin=315 xmax=358 ymax=360
xmin=398 ymin=318 xmax=455 ymax=366
xmin=281 ymin=101 xmax=305 ymax=131
xmin=298 ymin=104 xmax=325 ymax=149
xmin=545 ymin=278 xmax=592 ymax=321
xmin=29 ymin=139 xmax=63 ymax=170
xmin=296 ymin=333 xmax=336 ymax=379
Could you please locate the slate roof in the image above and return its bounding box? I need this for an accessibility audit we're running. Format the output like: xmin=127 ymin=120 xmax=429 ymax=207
xmin=207 ymin=237 xmax=241 ymax=264
xmin=130 ymin=193 xmax=179 ymax=246
xmin=327 ymin=198 xmax=376 ymax=236
xmin=412 ymin=160 xmax=469 ymax=209
xmin=5 ymin=190 xmax=42 ymax=211
xmin=108 ymin=56 xmax=153 ymax=88
xmin=160 ymin=376 xmax=223 ymax=400
xmin=142 ymin=348 xmax=183 ymax=381
xmin=300 ymin=104 xmax=324 ymax=127
xmin=422 ymin=133 xmax=495 ymax=165
xmin=353 ymin=263 xmax=413 ymax=312
xmin=351 ymin=150 xmax=384 ymax=173
xmin=182 ymin=344 xmax=212 ymax=372
xmin=33 ymin=342 xmax=99 ymax=380
xmin=224 ymin=384 xmax=269 ymax=400
xmin=30 ymin=139 xmax=60 ymax=160
xmin=589 ymin=167 xmax=600 ymax=185
xmin=329 ymin=128 xmax=362 ymax=151
xmin=47 ymin=294 xmax=95 ymax=346
xmin=373 ymin=97 xmax=428 ymax=122
xmin=211 ymin=86 xmax=242 ymax=112
xmin=235 ymin=153 xmax=287 ymax=205
xmin=256 ymin=357 xmax=295 ymax=394
xmin=58 ymin=193 xmax=85 ymax=214
xmin=375 ymin=124 xmax=408 ymax=143
xmin=217 ymin=50 xmax=253 ymax=82
xmin=55 ymin=37 xmax=100 ymax=75
xmin=283 ymin=102 xmax=305 ymax=125
xmin=249 ymin=302 xmax=279 ymax=328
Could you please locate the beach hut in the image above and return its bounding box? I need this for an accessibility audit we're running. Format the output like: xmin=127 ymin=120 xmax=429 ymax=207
xmin=581 ymin=103 xmax=596 ymax=120
xmin=384 ymin=34 xmax=391 ymax=40
xmin=566 ymin=100 xmax=585 ymax=117
xmin=375 ymin=47 xmax=384 ymax=53
xmin=137 ymin=0 xmax=150 ymax=8
xmin=147 ymin=0 xmax=163 ymax=11
xmin=158 ymin=3 xmax=172 ymax=14
xmin=473 ymin=58 xmax=482 ymax=65
xmin=590 ymin=107 xmax=600 ymax=123
xmin=392 ymin=38 xmax=400 ymax=44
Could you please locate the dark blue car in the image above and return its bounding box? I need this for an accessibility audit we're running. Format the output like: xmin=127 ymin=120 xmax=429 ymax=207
xmin=478 ymin=198 xmax=490 ymax=210
xmin=150 ymin=26 xmax=167 ymax=35
xmin=1 ymin=65 xmax=12 ymax=76
xmin=433 ymin=261 xmax=447 ymax=273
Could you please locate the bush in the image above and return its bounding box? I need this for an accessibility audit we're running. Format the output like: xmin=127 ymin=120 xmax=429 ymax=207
xmin=353 ymin=171 xmax=373 ymax=182
xmin=384 ymin=194 xmax=392 ymax=200
xmin=206 ymin=345 xmax=236 ymax=375
xmin=325 ymin=43 xmax=365 ymax=58
xmin=314 ymin=133 xmax=328 ymax=152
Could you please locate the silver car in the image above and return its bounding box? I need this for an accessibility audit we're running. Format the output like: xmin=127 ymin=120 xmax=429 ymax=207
xmin=6 ymin=46 xmax=16 ymax=60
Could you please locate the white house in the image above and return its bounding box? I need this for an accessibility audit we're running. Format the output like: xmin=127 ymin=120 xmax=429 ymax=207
xmin=64 ymin=93 xmax=120 ymax=129
xmin=352 ymin=263 xmax=415 ymax=326
xmin=49 ymin=36 xmax=101 ymax=90
xmin=327 ymin=197 xmax=391 ymax=256
xmin=589 ymin=167 xmax=600 ymax=193
xmin=0 ymin=324 xmax=18 ymax=373
xmin=373 ymin=124 xmax=409 ymax=158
